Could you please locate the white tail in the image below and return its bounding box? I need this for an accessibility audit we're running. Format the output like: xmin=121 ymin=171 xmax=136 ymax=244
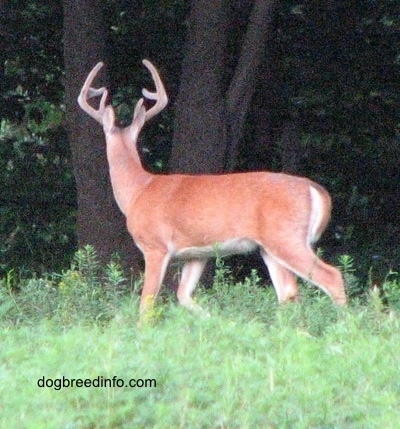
xmin=78 ymin=60 xmax=346 ymax=318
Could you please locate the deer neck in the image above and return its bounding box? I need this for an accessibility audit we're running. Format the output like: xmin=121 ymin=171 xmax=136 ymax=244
xmin=105 ymin=130 xmax=152 ymax=216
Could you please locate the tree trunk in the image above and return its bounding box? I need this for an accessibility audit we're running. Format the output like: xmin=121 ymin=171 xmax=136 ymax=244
xmin=63 ymin=0 xmax=142 ymax=271
xmin=171 ymin=0 xmax=278 ymax=174
xmin=225 ymin=0 xmax=278 ymax=171
xmin=169 ymin=0 xmax=229 ymax=174
xmin=276 ymin=121 xmax=302 ymax=174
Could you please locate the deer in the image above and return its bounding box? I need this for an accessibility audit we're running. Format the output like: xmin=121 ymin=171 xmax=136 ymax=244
xmin=78 ymin=59 xmax=346 ymax=319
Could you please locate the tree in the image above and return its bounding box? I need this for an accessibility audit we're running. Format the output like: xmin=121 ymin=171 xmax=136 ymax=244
xmin=170 ymin=0 xmax=279 ymax=174
xmin=63 ymin=0 xmax=141 ymax=270
xmin=0 ymin=1 xmax=76 ymax=274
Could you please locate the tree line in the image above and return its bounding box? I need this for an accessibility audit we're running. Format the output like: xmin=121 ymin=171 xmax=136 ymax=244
xmin=0 ymin=0 xmax=399 ymax=286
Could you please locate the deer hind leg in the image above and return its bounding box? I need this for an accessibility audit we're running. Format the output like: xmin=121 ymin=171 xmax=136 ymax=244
xmin=140 ymin=250 xmax=171 ymax=318
xmin=266 ymin=245 xmax=346 ymax=305
xmin=261 ymin=250 xmax=300 ymax=303
xmin=176 ymin=259 xmax=208 ymax=313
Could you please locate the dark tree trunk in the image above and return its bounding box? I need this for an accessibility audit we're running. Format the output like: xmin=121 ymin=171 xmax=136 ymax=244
xmin=169 ymin=0 xmax=229 ymax=174
xmin=276 ymin=121 xmax=303 ymax=174
xmin=245 ymin=65 xmax=279 ymax=172
xmin=63 ymin=0 xmax=142 ymax=271
xmin=245 ymin=14 xmax=287 ymax=173
xmin=171 ymin=0 xmax=278 ymax=174
xmin=225 ymin=0 xmax=278 ymax=171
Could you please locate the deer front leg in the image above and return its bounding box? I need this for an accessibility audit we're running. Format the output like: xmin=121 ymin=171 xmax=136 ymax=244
xmin=139 ymin=250 xmax=171 ymax=321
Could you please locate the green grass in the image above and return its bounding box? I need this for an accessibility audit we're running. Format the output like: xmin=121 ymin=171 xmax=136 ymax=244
xmin=1 ymin=247 xmax=400 ymax=428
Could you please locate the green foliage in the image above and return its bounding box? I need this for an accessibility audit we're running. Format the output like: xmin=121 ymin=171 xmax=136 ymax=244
xmin=0 ymin=113 xmax=76 ymax=274
xmin=212 ymin=251 xmax=234 ymax=289
xmin=0 ymin=2 xmax=75 ymax=275
xmin=1 ymin=258 xmax=400 ymax=428
xmin=336 ymin=254 xmax=365 ymax=299
xmin=0 ymin=246 xmax=138 ymax=327
xmin=381 ymin=270 xmax=400 ymax=310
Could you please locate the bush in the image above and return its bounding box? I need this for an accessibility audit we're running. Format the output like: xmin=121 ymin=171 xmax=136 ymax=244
xmin=0 ymin=245 xmax=140 ymax=328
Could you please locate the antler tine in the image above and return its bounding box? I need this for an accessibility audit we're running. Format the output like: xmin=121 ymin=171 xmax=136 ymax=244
xmin=133 ymin=97 xmax=145 ymax=119
xmin=141 ymin=59 xmax=168 ymax=122
xmin=78 ymin=62 xmax=108 ymax=125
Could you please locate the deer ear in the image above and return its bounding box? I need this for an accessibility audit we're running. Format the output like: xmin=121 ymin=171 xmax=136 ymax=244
xmin=102 ymin=106 xmax=116 ymax=134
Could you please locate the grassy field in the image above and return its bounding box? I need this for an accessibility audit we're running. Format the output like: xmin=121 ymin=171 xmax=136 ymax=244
xmin=1 ymin=248 xmax=400 ymax=428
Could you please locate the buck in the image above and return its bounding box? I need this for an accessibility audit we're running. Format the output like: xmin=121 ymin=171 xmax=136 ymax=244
xmin=78 ymin=60 xmax=346 ymax=318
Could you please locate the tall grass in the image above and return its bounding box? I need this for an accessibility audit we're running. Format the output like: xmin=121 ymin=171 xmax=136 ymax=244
xmin=1 ymin=246 xmax=400 ymax=428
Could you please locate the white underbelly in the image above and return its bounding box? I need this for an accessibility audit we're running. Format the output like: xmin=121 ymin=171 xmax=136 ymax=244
xmin=175 ymin=238 xmax=259 ymax=260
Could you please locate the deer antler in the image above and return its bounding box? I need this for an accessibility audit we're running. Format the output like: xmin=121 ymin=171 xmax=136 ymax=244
xmin=140 ymin=59 xmax=168 ymax=122
xmin=77 ymin=62 xmax=109 ymax=125
xmin=79 ymin=60 xmax=168 ymax=126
